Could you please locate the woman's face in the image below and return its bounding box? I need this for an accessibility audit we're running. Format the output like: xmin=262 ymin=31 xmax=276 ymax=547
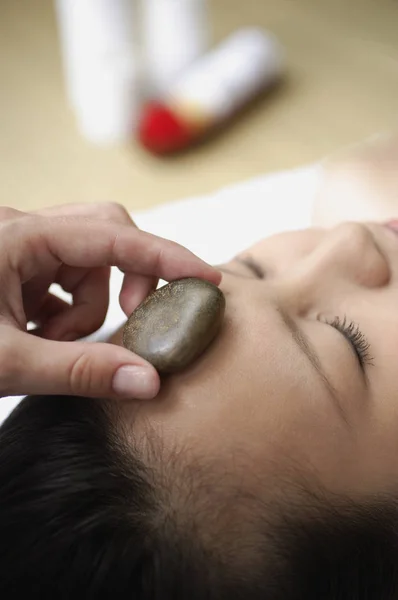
xmin=128 ymin=222 xmax=398 ymax=499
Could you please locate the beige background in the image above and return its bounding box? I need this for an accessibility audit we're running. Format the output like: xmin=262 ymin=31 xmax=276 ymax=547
xmin=1 ymin=0 xmax=398 ymax=212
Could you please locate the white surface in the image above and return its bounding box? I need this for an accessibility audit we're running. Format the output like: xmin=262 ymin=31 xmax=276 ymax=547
xmin=169 ymin=28 xmax=283 ymax=120
xmin=142 ymin=0 xmax=209 ymax=97
xmin=0 ymin=164 xmax=322 ymax=424
xmin=55 ymin=0 xmax=139 ymax=142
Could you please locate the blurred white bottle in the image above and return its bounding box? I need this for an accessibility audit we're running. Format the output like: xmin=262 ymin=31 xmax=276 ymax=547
xmin=55 ymin=0 xmax=139 ymax=144
xmin=139 ymin=28 xmax=284 ymax=154
xmin=141 ymin=0 xmax=209 ymax=97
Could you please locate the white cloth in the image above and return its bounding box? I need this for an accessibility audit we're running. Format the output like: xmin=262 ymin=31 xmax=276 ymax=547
xmin=0 ymin=163 xmax=322 ymax=425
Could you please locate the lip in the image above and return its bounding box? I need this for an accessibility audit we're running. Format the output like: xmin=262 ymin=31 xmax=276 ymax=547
xmin=384 ymin=220 xmax=398 ymax=234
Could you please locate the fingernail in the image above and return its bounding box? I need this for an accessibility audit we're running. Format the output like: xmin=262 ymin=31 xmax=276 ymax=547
xmin=112 ymin=365 xmax=159 ymax=399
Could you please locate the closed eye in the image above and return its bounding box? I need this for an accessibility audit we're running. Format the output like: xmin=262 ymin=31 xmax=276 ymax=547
xmin=326 ymin=316 xmax=373 ymax=372
xmin=235 ymin=255 xmax=265 ymax=279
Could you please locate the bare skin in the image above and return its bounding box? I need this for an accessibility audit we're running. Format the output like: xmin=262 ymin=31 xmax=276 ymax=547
xmin=111 ymin=136 xmax=398 ymax=500
xmin=0 ymin=203 xmax=220 ymax=400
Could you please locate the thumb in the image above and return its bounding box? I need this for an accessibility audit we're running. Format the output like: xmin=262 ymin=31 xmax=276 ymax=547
xmin=0 ymin=331 xmax=160 ymax=400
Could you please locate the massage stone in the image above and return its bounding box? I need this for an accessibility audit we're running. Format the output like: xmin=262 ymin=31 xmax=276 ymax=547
xmin=123 ymin=278 xmax=225 ymax=373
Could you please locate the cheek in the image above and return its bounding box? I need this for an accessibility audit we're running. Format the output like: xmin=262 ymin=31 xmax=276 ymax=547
xmin=367 ymin=306 xmax=398 ymax=402
xmin=160 ymin=318 xmax=338 ymax=469
xmin=336 ymin=299 xmax=398 ymax=493
xmin=352 ymin=295 xmax=398 ymax=389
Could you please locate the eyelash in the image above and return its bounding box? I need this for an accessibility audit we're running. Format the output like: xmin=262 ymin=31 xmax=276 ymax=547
xmin=237 ymin=256 xmax=265 ymax=279
xmin=234 ymin=258 xmax=373 ymax=369
xmin=326 ymin=315 xmax=373 ymax=369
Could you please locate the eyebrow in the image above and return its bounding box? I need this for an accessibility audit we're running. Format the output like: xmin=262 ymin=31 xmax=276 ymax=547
xmin=278 ymin=308 xmax=349 ymax=427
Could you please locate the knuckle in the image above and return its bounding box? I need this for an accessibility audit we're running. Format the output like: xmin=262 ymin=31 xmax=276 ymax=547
xmin=154 ymin=246 xmax=165 ymax=274
xmin=0 ymin=206 xmax=23 ymax=222
xmin=0 ymin=215 xmax=41 ymax=269
xmin=102 ymin=202 xmax=135 ymax=226
xmin=69 ymin=352 xmax=93 ymax=396
xmin=0 ymin=220 xmax=24 ymax=262
xmin=69 ymin=350 xmax=108 ymax=396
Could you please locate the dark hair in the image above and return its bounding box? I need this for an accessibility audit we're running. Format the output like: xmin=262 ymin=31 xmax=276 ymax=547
xmin=0 ymin=395 xmax=398 ymax=599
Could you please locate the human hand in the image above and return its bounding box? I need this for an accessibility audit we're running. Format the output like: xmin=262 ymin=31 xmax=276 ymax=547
xmin=0 ymin=203 xmax=220 ymax=400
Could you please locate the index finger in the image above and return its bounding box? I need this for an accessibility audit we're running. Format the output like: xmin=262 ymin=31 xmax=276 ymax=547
xmin=17 ymin=216 xmax=222 ymax=285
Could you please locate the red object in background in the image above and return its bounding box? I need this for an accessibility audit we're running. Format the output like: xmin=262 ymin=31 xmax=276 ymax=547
xmin=137 ymin=30 xmax=283 ymax=155
xmin=138 ymin=102 xmax=195 ymax=154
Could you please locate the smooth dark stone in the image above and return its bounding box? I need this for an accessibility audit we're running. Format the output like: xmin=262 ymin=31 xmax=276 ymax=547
xmin=123 ymin=278 xmax=225 ymax=373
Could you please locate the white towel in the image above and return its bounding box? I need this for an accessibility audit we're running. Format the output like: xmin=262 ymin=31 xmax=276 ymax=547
xmin=0 ymin=163 xmax=322 ymax=424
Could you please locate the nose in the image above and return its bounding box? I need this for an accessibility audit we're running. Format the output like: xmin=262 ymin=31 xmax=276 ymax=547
xmin=277 ymin=222 xmax=390 ymax=311
xmin=305 ymin=223 xmax=388 ymax=284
